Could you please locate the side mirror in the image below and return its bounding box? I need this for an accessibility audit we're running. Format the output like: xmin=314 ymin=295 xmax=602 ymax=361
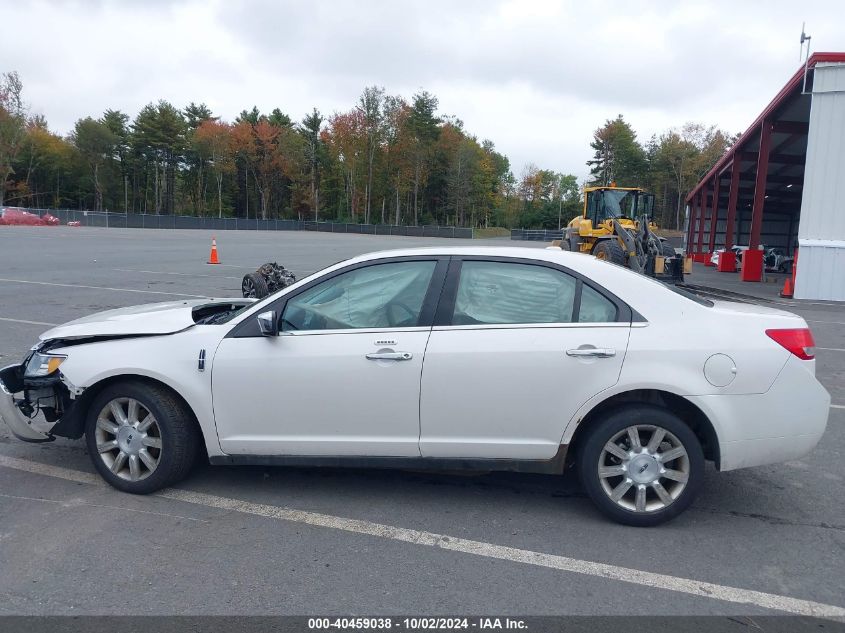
xmin=256 ymin=310 xmax=279 ymax=337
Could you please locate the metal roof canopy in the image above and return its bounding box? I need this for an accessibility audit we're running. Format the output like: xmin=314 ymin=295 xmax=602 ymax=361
xmin=683 ymin=53 xmax=845 ymax=282
xmin=687 ymin=52 xmax=845 ymax=207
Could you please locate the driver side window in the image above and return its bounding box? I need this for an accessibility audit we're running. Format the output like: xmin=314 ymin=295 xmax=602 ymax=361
xmin=281 ymin=261 xmax=437 ymax=332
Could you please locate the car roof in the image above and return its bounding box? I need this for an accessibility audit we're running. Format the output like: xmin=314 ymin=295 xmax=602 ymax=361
xmin=343 ymin=245 xmax=693 ymax=317
xmin=350 ymin=245 xmax=583 ymax=263
xmin=348 ymin=245 xmax=619 ymax=276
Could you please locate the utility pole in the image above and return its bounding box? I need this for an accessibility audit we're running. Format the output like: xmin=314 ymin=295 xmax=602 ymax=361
xmin=558 ymin=196 xmax=563 ymax=230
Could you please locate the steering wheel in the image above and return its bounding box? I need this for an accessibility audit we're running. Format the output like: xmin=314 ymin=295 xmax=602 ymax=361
xmin=385 ymin=300 xmax=416 ymax=327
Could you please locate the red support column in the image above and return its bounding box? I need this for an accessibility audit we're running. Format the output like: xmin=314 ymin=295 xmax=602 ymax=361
xmin=695 ymin=189 xmax=708 ymax=262
xmin=718 ymin=159 xmax=741 ymax=272
xmin=706 ymin=176 xmax=720 ymax=265
xmin=688 ymin=196 xmax=698 ymax=256
xmin=742 ymin=119 xmax=772 ymax=282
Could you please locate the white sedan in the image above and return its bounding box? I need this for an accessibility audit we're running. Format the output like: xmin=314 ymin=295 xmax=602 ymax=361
xmin=0 ymin=247 xmax=830 ymax=526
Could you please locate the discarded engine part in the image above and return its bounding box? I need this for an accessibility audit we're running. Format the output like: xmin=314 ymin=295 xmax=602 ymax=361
xmin=242 ymin=262 xmax=297 ymax=299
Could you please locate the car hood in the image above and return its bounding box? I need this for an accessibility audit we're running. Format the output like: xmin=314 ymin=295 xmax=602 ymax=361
xmin=39 ymin=298 xmax=253 ymax=341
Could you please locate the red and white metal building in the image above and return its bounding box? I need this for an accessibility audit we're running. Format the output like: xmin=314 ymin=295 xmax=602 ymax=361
xmin=685 ymin=52 xmax=845 ymax=301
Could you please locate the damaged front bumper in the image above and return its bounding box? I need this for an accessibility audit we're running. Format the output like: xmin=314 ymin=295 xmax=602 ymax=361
xmin=0 ymin=364 xmax=53 ymax=442
xmin=0 ymin=363 xmax=76 ymax=442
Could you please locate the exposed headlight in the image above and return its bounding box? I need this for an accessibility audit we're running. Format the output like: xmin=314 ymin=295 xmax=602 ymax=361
xmin=24 ymin=353 xmax=67 ymax=377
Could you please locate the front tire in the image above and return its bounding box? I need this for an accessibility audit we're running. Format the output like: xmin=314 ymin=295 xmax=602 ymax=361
xmin=85 ymin=382 xmax=199 ymax=494
xmin=577 ymin=405 xmax=704 ymax=526
xmin=592 ymin=239 xmax=627 ymax=265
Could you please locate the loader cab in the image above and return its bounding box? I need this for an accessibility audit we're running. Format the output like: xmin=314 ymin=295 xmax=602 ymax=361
xmin=585 ymin=187 xmax=655 ymax=228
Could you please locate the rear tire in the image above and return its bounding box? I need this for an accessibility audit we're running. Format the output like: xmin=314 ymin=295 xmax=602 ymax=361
xmin=592 ymin=239 xmax=627 ymax=265
xmin=85 ymin=381 xmax=199 ymax=494
xmin=577 ymin=405 xmax=704 ymax=526
xmin=242 ymin=272 xmax=269 ymax=299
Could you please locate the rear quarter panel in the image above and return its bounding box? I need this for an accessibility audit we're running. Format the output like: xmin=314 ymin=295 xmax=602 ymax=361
xmin=556 ymin=263 xmax=809 ymax=449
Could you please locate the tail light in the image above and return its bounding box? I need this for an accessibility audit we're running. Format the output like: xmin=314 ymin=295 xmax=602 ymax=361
xmin=765 ymin=328 xmax=815 ymax=360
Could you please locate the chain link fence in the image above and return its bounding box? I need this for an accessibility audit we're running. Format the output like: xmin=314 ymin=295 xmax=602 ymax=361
xmin=9 ymin=208 xmax=475 ymax=239
xmin=510 ymin=229 xmax=564 ymax=241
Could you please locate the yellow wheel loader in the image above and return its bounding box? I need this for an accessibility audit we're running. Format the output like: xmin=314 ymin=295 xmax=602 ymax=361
xmin=552 ymin=186 xmax=683 ymax=281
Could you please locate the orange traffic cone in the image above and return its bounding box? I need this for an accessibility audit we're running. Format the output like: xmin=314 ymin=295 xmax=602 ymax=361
xmin=779 ymin=276 xmax=793 ymax=298
xmin=207 ymin=236 xmax=220 ymax=265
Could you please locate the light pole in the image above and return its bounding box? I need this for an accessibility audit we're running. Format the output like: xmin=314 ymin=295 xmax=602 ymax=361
xmin=558 ymin=196 xmax=562 ymax=231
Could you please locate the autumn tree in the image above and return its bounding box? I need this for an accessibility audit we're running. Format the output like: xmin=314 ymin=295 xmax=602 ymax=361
xmin=407 ymin=91 xmax=440 ymax=225
xmin=381 ymin=96 xmax=413 ymax=224
xmin=275 ymin=123 xmax=308 ymax=219
xmin=300 ymin=108 xmax=324 ymax=221
xmin=0 ymin=71 xmax=27 ymax=205
xmin=325 ymin=109 xmax=366 ymax=220
xmin=102 ymin=109 xmax=131 ymax=212
xmin=183 ymin=102 xmax=214 ymax=215
xmin=132 ymin=101 xmax=186 ymax=214
xmin=447 ymin=134 xmax=486 ymax=227
xmin=2 ymin=71 xmax=739 ymax=232
xmin=647 ymin=123 xmax=732 ymax=228
xmin=195 ymin=119 xmax=235 ymax=218
xmin=357 ymin=85 xmax=385 ymax=224
xmin=72 ymin=117 xmax=116 ymax=211
xmin=12 ymin=118 xmax=72 ymax=208
xmin=232 ymin=120 xmax=279 ymax=220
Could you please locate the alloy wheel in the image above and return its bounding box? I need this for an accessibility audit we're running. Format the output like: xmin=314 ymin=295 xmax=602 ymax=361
xmin=597 ymin=424 xmax=690 ymax=513
xmin=94 ymin=397 xmax=162 ymax=481
xmin=242 ymin=276 xmax=257 ymax=298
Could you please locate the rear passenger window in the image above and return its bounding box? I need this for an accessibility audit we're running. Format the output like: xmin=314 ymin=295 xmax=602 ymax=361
xmin=579 ymin=284 xmax=618 ymax=322
xmin=453 ymin=261 xmax=577 ymax=324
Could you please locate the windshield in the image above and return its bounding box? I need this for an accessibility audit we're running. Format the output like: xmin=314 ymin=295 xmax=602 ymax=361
xmin=588 ymin=190 xmax=654 ymax=223
xmin=602 ymin=190 xmax=636 ymax=218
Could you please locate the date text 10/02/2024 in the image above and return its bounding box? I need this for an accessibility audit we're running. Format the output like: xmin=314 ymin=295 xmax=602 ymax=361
xmin=307 ymin=617 xmax=528 ymax=630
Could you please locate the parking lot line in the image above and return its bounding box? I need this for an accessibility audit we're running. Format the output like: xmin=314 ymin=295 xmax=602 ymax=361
xmin=831 ymin=404 xmax=845 ymax=410
xmin=0 ymin=277 xmax=208 ymax=298
xmin=0 ymin=453 xmax=843 ymax=618
xmin=0 ymin=316 xmax=58 ymax=326
xmin=816 ymin=347 xmax=845 ymax=352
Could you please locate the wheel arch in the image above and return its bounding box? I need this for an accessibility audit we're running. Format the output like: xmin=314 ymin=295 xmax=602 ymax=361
xmin=590 ymin=236 xmax=627 ymax=260
xmin=57 ymin=373 xmax=206 ymax=451
xmin=589 ymin=235 xmax=613 ymax=251
xmin=564 ymin=389 xmax=721 ymax=470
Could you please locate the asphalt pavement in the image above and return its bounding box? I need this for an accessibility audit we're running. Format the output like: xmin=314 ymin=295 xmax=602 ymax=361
xmin=0 ymin=226 xmax=843 ymax=617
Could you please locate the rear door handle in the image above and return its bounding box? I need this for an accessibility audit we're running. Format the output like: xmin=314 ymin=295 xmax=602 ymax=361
xmin=366 ymin=351 xmax=413 ymax=361
xmin=566 ymin=348 xmax=616 ymax=358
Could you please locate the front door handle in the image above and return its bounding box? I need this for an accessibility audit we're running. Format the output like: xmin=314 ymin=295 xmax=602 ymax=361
xmin=566 ymin=347 xmax=616 ymax=358
xmin=366 ymin=351 xmax=413 ymax=361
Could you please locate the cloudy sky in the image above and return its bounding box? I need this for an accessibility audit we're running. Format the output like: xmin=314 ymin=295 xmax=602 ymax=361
xmin=2 ymin=0 xmax=843 ymax=180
